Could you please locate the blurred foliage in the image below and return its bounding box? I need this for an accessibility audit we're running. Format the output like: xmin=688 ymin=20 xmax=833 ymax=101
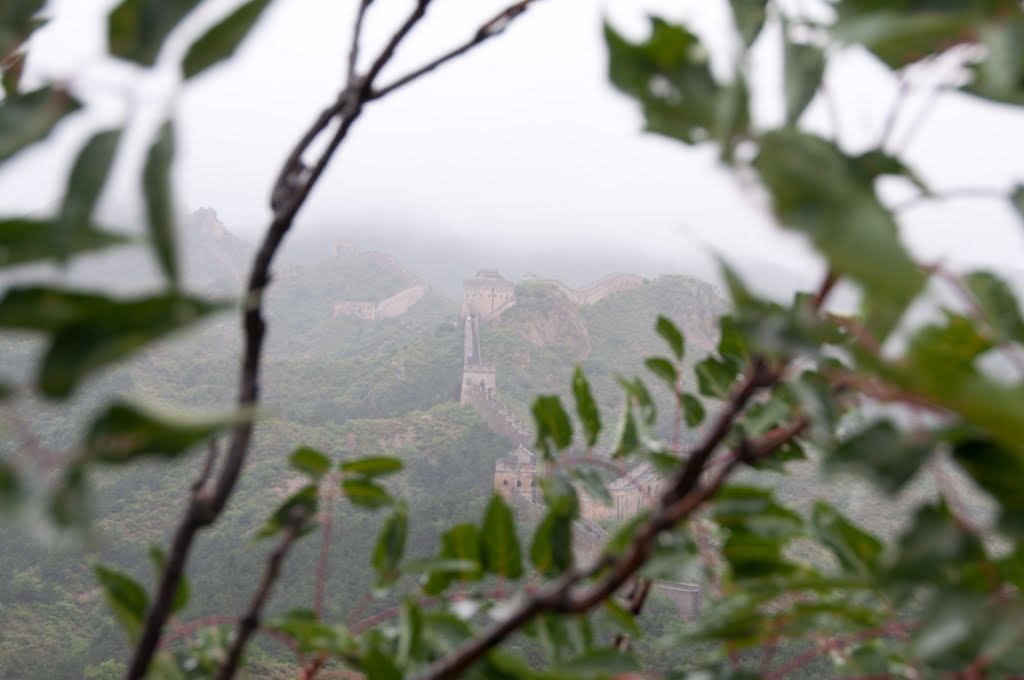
xmin=2 ymin=0 xmax=1024 ymax=679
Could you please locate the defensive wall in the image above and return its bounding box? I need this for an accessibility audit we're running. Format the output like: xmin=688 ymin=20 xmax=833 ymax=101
xmin=333 ymin=283 xmax=428 ymax=321
xmin=521 ymin=272 xmax=645 ymax=307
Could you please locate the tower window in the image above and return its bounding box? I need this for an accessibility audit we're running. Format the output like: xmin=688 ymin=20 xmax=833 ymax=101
xmin=517 ymin=480 xmax=522 ymax=487
xmin=502 ymin=480 xmax=508 ymax=487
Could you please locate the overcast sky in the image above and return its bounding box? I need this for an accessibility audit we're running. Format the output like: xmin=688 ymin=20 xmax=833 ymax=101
xmin=4 ymin=0 xmax=1024 ymax=288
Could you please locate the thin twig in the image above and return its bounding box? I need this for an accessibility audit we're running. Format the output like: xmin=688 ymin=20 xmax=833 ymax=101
xmin=347 ymin=0 xmax=373 ymax=83
xmin=362 ymin=0 xmax=433 ymax=88
xmin=215 ymin=510 xmax=308 ymax=680
xmin=370 ymin=0 xmax=539 ymax=100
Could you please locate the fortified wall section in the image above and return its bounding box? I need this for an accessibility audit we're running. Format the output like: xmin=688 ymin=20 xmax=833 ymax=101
xmin=333 ymin=283 xmax=428 ymax=321
xmin=523 ymin=272 xmax=645 ymax=307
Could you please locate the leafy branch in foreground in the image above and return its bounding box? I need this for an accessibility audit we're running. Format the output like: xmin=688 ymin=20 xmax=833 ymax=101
xmin=4 ymin=0 xmax=1024 ymax=678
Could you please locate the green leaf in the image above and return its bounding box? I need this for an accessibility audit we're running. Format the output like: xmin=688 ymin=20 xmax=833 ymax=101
xmin=952 ymin=436 xmax=1024 ymax=536
xmin=681 ymin=393 xmax=705 ymax=427
xmin=696 ymin=357 xmax=737 ymax=400
xmin=423 ymin=524 xmax=483 ymax=595
xmin=1012 ymin=184 xmax=1024 ymax=227
xmin=655 ymin=315 xmax=685 ymax=360
xmin=571 ymin=366 xmax=601 ymax=447
xmin=0 ymin=219 xmax=130 ymax=270
xmin=888 ymin=502 xmax=986 ymax=586
xmin=84 ymin=401 xmax=226 ymax=463
xmin=54 ymin=128 xmax=124 ymax=261
xmin=784 ymin=40 xmax=825 ymax=126
xmin=181 ymin=0 xmax=271 ymax=79
xmin=604 ymin=18 xmax=722 ymax=146
xmin=266 ymin=610 xmax=353 ymax=655
xmin=826 ymin=420 xmax=932 ymax=494
xmin=532 ymin=394 xmax=573 ymax=456
xmin=962 ymin=270 xmax=1024 ymax=342
xmin=556 ymin=648 xmax=639 ymax=676
xmin=94 ymin=564 xmax=149 ymax=641
xmin=539 ymin=475 xmax=580 ymax=518
xmin=602 ymin=599 xmax=640 ymax=636
xmin=880 ymin=313 xmax=1024 ymax=461
xmin=811 ymin=501 xmax=883 ymax=576
xmin=611 ymin=399 xmax=639 ymax=458
xmin=729 ymin=0 xmax=767 ymax=47
xmin=573 ymin=468 xmax=612 ymax=507
xmin=617 ymin=375 xmax=657 ymax=425
xmin=713 ymin=70 xmax=751 ymax=163
xmin=341 ymin=478 xmax=392 ymax=509
xmin=289 ymin=447 xmax=330 ymax=480
xmin=49 ymin=463 xmax=90 ymax=528
xmin=754 ymin=129 xmax=925 ymax=338
xmin=0 ymin=1 xmax=46 ymax=59
xmin=0 ymin=86 xmax=81 ymax=164
xmin=363 ymin=646 xmax=402 ymax=680
xmin=397 ymin=599 xmax=424 ymax=666
xmin=962 ymin=17 xmax=1024 ymax=105
xmin=481 ymin=495 xmax=524 ymax=579
xmin=717 ymin=315 xmax=750 ymax=368
xmin=644 ymin=356 xmax=678 ymax=388
xmin=143 ymin=121 xmax=179 ymax=287
xmin=0 ymin=289 xmax=228 ymax=399
xmin=530 ymin=511 xmax=574 ymax=575
xmin=373 ymin=504 xmax=408 ymax=586
xmin=256 ymin=484 xmax=317 ymax=540
xmin=0 ymin=460 xmax=20 ymax=512
xmin=107 ymin=0 xmax=202 ymax=66
xmin=148 ymin=545 xmax=188 ymax=614
xmin=834 ymin=9 xmax=975 ymax=69
xmin=339 ymin=456 xmax=403 ymax=478
xmin=712 ymin=485 xmax=803 ymax=538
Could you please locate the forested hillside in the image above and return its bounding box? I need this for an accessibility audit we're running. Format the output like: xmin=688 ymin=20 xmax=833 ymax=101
xmin=0 ymin=220 xmax=732 ymax=678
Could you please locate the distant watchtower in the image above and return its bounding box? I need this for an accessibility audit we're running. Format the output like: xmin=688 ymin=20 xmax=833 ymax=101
xmin=462 ymin=269 xmax=515 ymax=319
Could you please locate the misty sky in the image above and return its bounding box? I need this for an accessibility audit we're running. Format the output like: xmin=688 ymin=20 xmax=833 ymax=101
xmin=3 ymin=0 xmax=1024 ymax=288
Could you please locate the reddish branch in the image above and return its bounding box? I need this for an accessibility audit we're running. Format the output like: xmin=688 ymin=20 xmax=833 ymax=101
xmin=764 ymin=620 xmax=911 ymax=680
xmin=124 ymin=2 xmax=539 ymax=678
xmin=416 ymin=367 xmax=805 ymax=680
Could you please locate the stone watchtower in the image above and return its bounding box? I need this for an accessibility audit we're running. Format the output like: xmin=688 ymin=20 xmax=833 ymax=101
xmin=494 ymin=445 xmax=536 ymax=502
xmin=462 ymin=269 xmax=515 ymax=319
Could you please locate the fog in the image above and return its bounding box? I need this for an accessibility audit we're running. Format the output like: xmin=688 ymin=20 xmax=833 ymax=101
xmin=3 ymin=0 xmax=1023 ymax=297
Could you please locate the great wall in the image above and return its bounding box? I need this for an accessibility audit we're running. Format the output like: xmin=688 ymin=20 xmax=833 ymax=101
xmin=458 ymin=269 xmax=700 ymax=618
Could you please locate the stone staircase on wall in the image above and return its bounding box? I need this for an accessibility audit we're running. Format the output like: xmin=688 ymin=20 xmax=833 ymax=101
xmin=462 ymin=384 xmax=529 ymax=447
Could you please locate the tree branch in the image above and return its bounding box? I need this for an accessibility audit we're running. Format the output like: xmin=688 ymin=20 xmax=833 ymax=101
xmin=124 ymin=3 xmax=540 ymax=677
xmin=215 ymin=510 xmax=308 ymax=680
xmin=415 ymin=379 xmax=806 ymax=680
xmin=347 ymin=0 xmax=373 ymax=84
xmin=370 ymin=0 xmax=540 ymax=100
